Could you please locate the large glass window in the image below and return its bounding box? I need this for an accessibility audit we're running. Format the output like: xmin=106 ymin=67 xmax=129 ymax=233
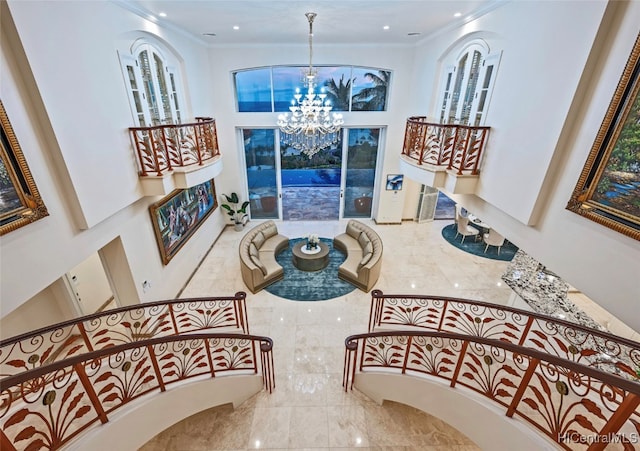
xmin=243 ymin=129 xmax=278 ymax=219
xmin=234 ymin=66 xmax=391 ymax=113
xmin=272 ymin=67 xmax=306 ymax=112
xmin=351 ymin=68 xmax=391 ymax=111
xmin=236 ymin=68 xmax=272 ymax=112
xmin=344 ymin=128 xmax=380 ymax=218
xmin=320 ymin=67 xmax=353 ymax=111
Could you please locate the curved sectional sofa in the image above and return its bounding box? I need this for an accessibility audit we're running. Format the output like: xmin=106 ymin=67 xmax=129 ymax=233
xmin=239 ymin=220 xmax=289 ymax=293
xmin=333 ymin=220 xmax=383 ymax=292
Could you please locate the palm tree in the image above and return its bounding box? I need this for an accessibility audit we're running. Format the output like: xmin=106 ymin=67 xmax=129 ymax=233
xmin=352 ymin=70 xmax=390 ymax=111
xmin=323 ymin=74 xmax=352 ymax=111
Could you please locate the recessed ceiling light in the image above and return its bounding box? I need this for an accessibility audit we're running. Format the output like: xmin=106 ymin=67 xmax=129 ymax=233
xmin=454 ymin=12 xmax=462 ymax=17
xmin=233 ymin=25 xmax=240 ymax=30
xmin=383 ymin=25 xmax=390 ymax=30
xmin=159 ymin=12 xmax=167 ymax=17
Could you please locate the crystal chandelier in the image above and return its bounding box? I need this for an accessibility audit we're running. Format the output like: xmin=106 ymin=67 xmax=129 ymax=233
xmin=277 ymin=12 xmax=344 ymax=158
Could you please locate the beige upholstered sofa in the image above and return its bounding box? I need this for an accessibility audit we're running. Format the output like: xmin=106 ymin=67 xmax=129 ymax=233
xmin=333 ymin=220 xmax=383 ymax=292
xmin=239 ymin=221 xmax=289 ymax=293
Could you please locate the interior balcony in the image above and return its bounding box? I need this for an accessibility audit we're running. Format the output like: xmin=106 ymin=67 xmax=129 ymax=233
xmin=399 ymin=116 xmax=490 ymax=195
xmin=129 ymin=117 xmax=224 ymax=196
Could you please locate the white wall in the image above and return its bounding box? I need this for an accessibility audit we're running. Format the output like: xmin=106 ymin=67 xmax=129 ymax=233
xmin=204 ymin=44 xmax=416 ymax=218
xmin=411 ymin=0 xmax=608 ymax=225
xmin=410 ymin=1 xmax=640 ymax=330
xmin=0 ymin=280 xmax=75 ymax=340
xmin=0 ymin=1 xmax=227 ymax=323
xmin=6 ymin=0 xmax=216 ymax=228
xmin=2 ymin=0 xmax=639 ymax=335
xmin=67 ymin=252 xmax=113 ymax=315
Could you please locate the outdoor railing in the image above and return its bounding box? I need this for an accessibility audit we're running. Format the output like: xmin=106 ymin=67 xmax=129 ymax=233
xmin=129 ymin=117 xmax=220 ymax=176
xmin=0 ymin=333 xmax=274 ymax=451
xmin=0 ymin=293 xmax=249 ymax=380
xmin=368 ymin=290 xmax=640 ymax=380
xmin=343 ymin=331 xmax=640 ymax=450
xmin=401 ymin=116 xmax=490 ymax=175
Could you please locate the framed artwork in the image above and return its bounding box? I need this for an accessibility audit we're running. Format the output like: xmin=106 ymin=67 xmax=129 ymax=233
xmin=0 ymin=100 xmax=48 ymax=235
xmin=149 ymin=179 xmax=218 ymax=264
xmin=386 ymin=174 xmax=404 ymax=191
xmin=567 ymin=34 xmax=640 ymax=241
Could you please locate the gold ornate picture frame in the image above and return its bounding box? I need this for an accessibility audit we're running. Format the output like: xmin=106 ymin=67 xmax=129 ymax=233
xmin=567 ymin=34 xmax=640 ymax=241
xmin=0 ymin=100 xmax=48 ymax=235
xmin=149 ymin=179 xmax=218 ymax=265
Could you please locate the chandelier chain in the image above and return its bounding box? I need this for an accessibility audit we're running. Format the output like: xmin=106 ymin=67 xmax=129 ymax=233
xmin=306 ymin=12 xmax=315 ymax=75
xmin=277 ymin=12 xmax=344 ymax=158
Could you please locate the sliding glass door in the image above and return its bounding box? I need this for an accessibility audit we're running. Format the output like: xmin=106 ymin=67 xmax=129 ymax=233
xmin=280 ymin=135 xmax=342 ymax=221
xmin=243 ymin=129 xmax=278 ymax=219
xmin=343 ymin=128 xmax=380 ymax=218
xmin=242 ymin=128 xmax=382 ymax=220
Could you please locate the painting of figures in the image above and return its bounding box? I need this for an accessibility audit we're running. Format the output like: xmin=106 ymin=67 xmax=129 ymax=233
xmin=150 ymin=179 xmax=217 ymax=264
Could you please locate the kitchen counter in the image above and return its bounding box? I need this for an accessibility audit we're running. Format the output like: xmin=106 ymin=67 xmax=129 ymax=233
xmin=501 ymin=250 xmax=605 ymax=331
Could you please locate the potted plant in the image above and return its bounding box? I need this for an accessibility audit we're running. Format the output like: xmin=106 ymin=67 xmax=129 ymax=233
xmin=221 ymin=192 xmax=249 ymax=231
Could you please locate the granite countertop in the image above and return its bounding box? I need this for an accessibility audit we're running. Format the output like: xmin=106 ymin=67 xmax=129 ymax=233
xmin=502 ymin=250 xmax=605 ymax=331
xmin=502 ymin=250 xmax=639 ymax=381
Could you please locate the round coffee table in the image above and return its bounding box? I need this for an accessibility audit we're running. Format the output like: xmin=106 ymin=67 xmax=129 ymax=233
xmin=291 ymin=241 xmax=330 ymax=271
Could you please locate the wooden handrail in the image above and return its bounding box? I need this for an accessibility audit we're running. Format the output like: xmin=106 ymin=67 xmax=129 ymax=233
xmin=344 ymin=330 xmax=640 ymax=393
xmin=128 ymin=117 xmax=220 ymax=176
xmin=0 ymin=332 xmax=272 ymax=388
xmin=1 ymin=293 xmax=249 ymax=380
xmin=343 ymin=330 xmax=640 ymax=449
xmin=401 ymin=116 xmax=490 ymax=175
xmin=368 ymin=290 xmax=640 ymax=381
xmin=0 ymin=333 xmax=274 ymax=451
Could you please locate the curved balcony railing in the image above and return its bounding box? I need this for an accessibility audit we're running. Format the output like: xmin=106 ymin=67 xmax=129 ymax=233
xmin=368 ymin=290 xmax=640 ymax=380
xmin=0 ymin=333 xmax=274 ymax=451
xmin=0 ymin=293 xmax=248 ymax=380
xmin=343 ymin=330 xmax=640 ymax=450
xmin=129 ymin=117 xmax=220 ymax=176
xmin=401 ymin=116 xmax=490 ymax=175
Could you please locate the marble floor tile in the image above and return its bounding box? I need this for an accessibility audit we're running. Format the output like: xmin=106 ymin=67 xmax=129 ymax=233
xmin=247 ymin=406 xmax=292 ymax=449
xmin=143 ymin=219 xmax=626 ymax=450
xmin=288 ymin=406 xmax=330 ymax=448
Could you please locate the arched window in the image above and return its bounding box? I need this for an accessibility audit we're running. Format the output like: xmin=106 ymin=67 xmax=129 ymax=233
xmin=119 ymin=42 xmax=183 ymax=126
xmin=438 ymin=42 xmax=501 ymax=126
xmin=233 ymin=66 xmax=391 ymax=112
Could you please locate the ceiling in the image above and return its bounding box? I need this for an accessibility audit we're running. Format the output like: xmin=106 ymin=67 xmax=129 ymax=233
xmin=122 ymin=0 xmax=503 ymax=46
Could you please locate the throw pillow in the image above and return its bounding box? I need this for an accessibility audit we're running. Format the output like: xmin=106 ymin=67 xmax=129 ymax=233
xmin=249 ymin=242 xmax=259 ymax=258
xmin=358 ymin=232 xmax=371 ymax=249
xmin=363 ymin=241 xmax=373 ymax=256
xmin=346 ymin=221 xmax=361 ymax=239
xmin=263 ymin=222 xmax=278 ymax=239
xmin=250 ymin=255 xmax=268 ymax=276
xmin=358 ymin=251 xmax=373 ymax=270
xmin=253 ymin=231 xmax=265 ymax=249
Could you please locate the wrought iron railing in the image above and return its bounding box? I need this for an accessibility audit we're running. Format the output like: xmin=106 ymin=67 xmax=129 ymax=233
xmin=0 ymin=293 xmax=249 ymax=380
xmin=343 ymin=331 xmax=640 ymax=450
xmin=401 ymin=116 xmax=489 ymax=175
xmin=0 ymin=333 xmax=274 ymax=451
xmin=368 ymin=290 xmax=640 ymax=380
xmin=129 ymin=117 xmax=220 ymax=176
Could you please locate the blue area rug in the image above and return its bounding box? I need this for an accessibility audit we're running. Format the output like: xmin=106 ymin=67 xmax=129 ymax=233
xmin=441 ymin=224 xmax=518 ymax=261
xmin=265 ymin=238 xmax=357 ymax=301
